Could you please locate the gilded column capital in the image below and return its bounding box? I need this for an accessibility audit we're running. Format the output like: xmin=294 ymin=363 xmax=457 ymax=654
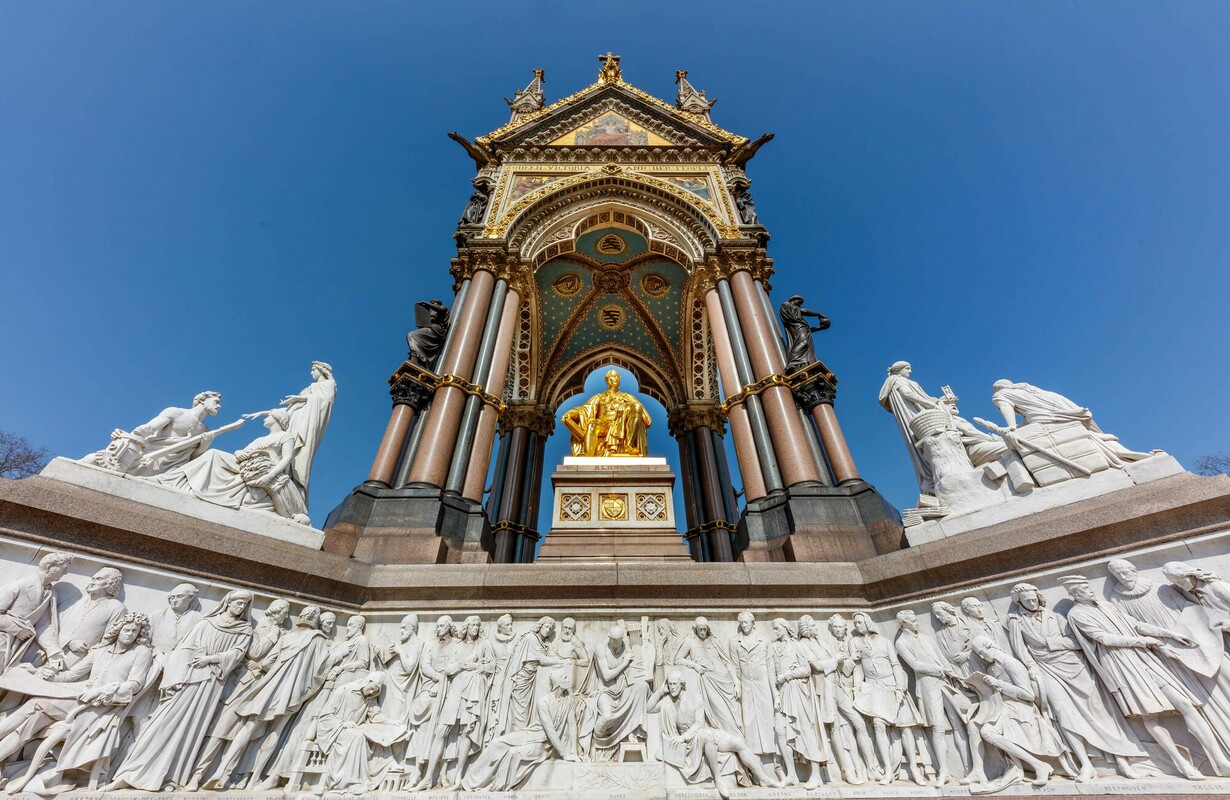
xmin=667 ymin=402 xmax=728 ymax=437
xmin=450 ymin=243 xmax=517 ymax=287
xmin=711 ymin=245 xmax=774 ymax=288
xmin=388 ymin=362 xmax=440 ymax=411
xmin=787 ymin=360 xmax=839 ymax=411
xmin=504 ymin=262 xmax=534 ymax=298
xmin=692 ymin=258 xmax=721 ymax=294
xmin=499 ymin=403 xmax=555 ymax=437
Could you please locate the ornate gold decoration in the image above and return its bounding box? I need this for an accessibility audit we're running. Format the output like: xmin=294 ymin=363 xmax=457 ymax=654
xmin=667 ymin=402 xmax=727 ymax=437
xmin=596 ymin=233 xmax=626 ymax=254
xmin=561 ymin=369 xmax=650 ymax=457
xmin=560 ymin=493 xmax=592 ymax=522
xmin=438 ymin=373 xmax=508 ymax=414
xmin=553 ymin=272 xmax=583 ymax=297
xmin=499 ymin=403 xmax=554 ymax=437
xmin=598 ymin=53 xmax=622 ymax=84
xmin=711 ymin=245 xmax=775 ymax=285
xmin=599 ymin=493 xmax=629 ymax=522
xmin=635 ymin=492 xmax=668 ymax=522
xmin=597 ymin=303 xmax=626 ymax=330
xmin=720 ymin=373 xmax=789 ymax=415
xmin=640 ymin=272 xmax=670 ymax=297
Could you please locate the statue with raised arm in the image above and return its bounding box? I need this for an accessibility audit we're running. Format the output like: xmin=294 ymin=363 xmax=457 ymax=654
xmin=81 ymin=391 xmax=245 ymax=477
xmin=778 ymin=295 xmax=830 ymax=372
xmin=406 ymin=300 xmax=450 ymax=371
xmin=561 ymin=370 xmax=650 ymax=457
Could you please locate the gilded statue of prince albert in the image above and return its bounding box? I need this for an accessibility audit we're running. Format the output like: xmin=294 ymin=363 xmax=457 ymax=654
xmin=561 ymin=370 xmax=651 ymax=457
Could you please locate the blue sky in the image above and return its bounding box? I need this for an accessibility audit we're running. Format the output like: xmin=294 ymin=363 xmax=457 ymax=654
xmin=3 ymin=2 xmax=1228 ymax=526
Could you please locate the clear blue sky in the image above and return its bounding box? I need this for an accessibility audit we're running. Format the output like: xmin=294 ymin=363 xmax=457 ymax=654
xmin=3 ymin=2 xmax=1228 ymax=525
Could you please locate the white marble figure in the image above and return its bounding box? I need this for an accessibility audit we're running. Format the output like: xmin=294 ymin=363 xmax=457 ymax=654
xmin=981 ymin=380 xmax=1153 ymax=482
xmin=81 ymin=391 xmax=232 ymax=477
xmin=463 ymin=669 xmax=584 ymax=792
xmin=194 ymin=604 xmax=329 ymax=790
xmin=827 ymin=614 xmax=879 ymax=782
xmin=280 ymin=360 xmax=337 ymax=509
xmin=850 ymin=611 xmax=926 ymax=785
xmin=123 ymin=583 xmax=205 ymax=744
xmin=151 ymin=407 xmax=311 ymax=525
xmin=879 ymin=362 xmax=943 ymax=500
xmin=320 ymin=610 xmax=338 ymax=640
xmin=413 ymin=615 xmax=496 ymax=790
xmin=730 ymin=611 xmax=778 ymax=759
xmin=1061 ymin=575 xmax=1230 ymax=779
xmin=0 ymin=552 xmax=73 ymax=670
xmin=492 ymin=616 xmax=562 ymax=737
xmin=651 ymin=668 xmax=783 ymax=800
xmin=584 ymin=623 xmax=652 ymax=758
xmin=377 ymin=613 xmax=424 ymax=729
xmin=52 ymin=567 xmax=126 ymax=668
xmin=674 ymin=616 xmax=742 ymax=740
xmin=310 ymin=671 xmax=396 ymax=793
xmin=932 ymin=601 xmax=974 ymax=677
xmin=964 ymin=635 xmax=1062 ymax=791
xmin=798 ymin=615 xmax=844 ymax=783
xmin=1005 ymin=582 xmax=1145 ymax=780
xmin=407 ymin=615 xmax=457 ymax=772
xmin=768 ymin=618 xmax=828 ymax=787
xmin=652 ymin=618 xmax=684 ymax=689
xmin=1163 ymin=561 xmax=1230 ymax=634
xmin=551 ymin=616 xmax=590 ymax=692
xmin=3 ymin=612 xmax=153 ymax=794
xmin=106 ymin=589 xmax=255 ymax=792
xmin=894 ymin=609 xmax=978 ymax=786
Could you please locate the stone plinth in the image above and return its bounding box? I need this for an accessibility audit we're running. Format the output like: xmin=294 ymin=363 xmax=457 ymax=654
xmin=537 ymin=456 xmax=690 ymax=562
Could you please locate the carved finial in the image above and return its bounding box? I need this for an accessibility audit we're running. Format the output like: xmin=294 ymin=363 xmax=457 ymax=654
xmin=598 ymin=52 xmax=622 ymax=83
xmin=506 ymin=68 xmax=546 ymax=123
xmin=675 ymin=69 xmax=715 ymax=121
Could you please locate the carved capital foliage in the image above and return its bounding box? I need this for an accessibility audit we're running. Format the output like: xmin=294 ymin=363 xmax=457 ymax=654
xmin=387 ymin=363 xmax=439 ymax=411
xmin=500 ymin=403 xmax=555 ymax=437
xmin=667 ymin=403 xmax=727 ymax=437
xmin=451 ymin=244 xmax=519 ymax=287
xmin=691 ymin=258 xmax=722 ymax=295
xmin=713 ymin=245 xmax=774 ymax=287
xmin=789 ymin=364 xmax=838 ymax=411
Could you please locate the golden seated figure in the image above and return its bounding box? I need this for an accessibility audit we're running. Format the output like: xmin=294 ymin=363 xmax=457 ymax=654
xmin=561 ymin=370 xmax=651 ymax=457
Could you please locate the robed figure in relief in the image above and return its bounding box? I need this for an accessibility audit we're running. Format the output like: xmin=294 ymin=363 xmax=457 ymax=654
xmin=561 ymin=370 xmax=650 ymax=458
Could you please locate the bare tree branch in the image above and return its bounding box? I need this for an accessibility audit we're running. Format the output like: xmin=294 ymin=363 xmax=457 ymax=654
xmin=0 ymin=431 xmax=49 ymax=479
xmin=1194 ymin=453 xmax=1230 ymax=477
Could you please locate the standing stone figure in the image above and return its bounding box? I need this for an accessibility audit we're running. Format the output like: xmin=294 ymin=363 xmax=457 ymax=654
xmin=730 ymin=611 xmax=778 ymax=761
xmin=1163 ymin=561 xmax=1230 ymax=631
xmin=735 ymin=189 xmax=759 ymax=225
xmin=827 ymin=614 xmax=879 ymax=782
xmin=1061 ymin=575 xmax=1230 ymax=779
xmin=879 ymin=362 xmax=944 ymax=500
xmin=3 ymin=612 xmax=154 ymax=794
xmin=122 ymin=583 xmax=205 ymax=746
xmin=797 ymin=615 xmax=843 ymax=782
xmin=406 ymin=299 xmax=451 ymax=371
xmin=377 ymin=613 xmax=424 ymax=730
xmin=1004 ymin=582 xmax=1145 ymax=780
xmin=0 ymin=552 xmax=73 ymax=670
xmin=280 ymin=360 xmax=337 ymax=510
xmin=850 ymin=611 xmax=926 ymax=786
xmin=551 ymin=617 xmax=590 ymax=693
xmin=414 ymin=615 xmax=496 ymax=790
xmin=674 ymin=616 xmax=742 ymax=739
xmin=407 ymin=616 xmax=458 ymax=774
xmin=106 ymin=589 xmax=255 ymax=792
xmin=893 ymin=609 xmax=967 ymax=786
xmin=492 ymin=616 xmax=562 ymax=736
xmin=561 ymin=370 xmax=651 ymax=457
xmin=768 ymin=618 xmax=828 ymax=788
xmin=650 ymin=669 xmax=783 ymax=800
xmin=81 ymin=391 xmax=228 ymax=477
xmin=652 ymin=618 xmax=684 ymax=689
xmin=459 ymin=187 xmax=489 ymax=225
xmin=51 ymin=567 xmax=126 ymax=669
xmin=778 ymin=295 xmax=830 ymax=372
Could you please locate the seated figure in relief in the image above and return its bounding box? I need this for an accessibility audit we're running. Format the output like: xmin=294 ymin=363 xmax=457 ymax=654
xmin=561 ymin=370 xmax=650 ymax=457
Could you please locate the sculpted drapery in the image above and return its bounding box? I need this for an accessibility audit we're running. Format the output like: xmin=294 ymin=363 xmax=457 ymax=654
xmin=561 ymin=371 xmax=650 ymax=458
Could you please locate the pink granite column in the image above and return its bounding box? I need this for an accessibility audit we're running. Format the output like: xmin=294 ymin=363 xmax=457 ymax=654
xmin=407 ymin=268 xmax=495 ymax=487
xmin=812 ymin=403 xmax=860 ymax=483
xmin=728 ymin=269 xmax=821 ymax=487
xmin=704 ymin=289 xmax=767 ymax=501
xmin=367 ymin=404 xmax=416 ymax=486
xmin=462 ymin=288 xmax=521 ymax=501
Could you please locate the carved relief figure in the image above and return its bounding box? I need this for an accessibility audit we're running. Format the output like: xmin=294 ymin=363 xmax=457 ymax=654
xmin=551 ymin=616 xmax=590 ymax=692
xmin=850 ymin=611 xmax=926 ymax=785
xmin=674 ymin=616 xmax=742 ymax=739
xmin=827 ymin=614 xmax=879 ymax=782
xmin=0 ymin=552 xmax=73 ymax=670
xmin=1005 ymin=582 xmax=1145 ymax=781
xmin=561 ymin=370 xmax=650 ymax=457
xmin=650 ymin=669 xmax=783 ymax=800
xmin=53 ymin=567 xmax=126 ymax=668
xmin=414 ymin=615 xmax=496 ymax=790
xmin=1163 ymin=561 xmax=1230 ymax=631
xmin=769 ymin=618 xmax=828 ymax=787
xmin=584 ymin=623 xmax=652 ymax=759
xmin=311 ymin=671 xmax=395 ymax=793
xmin=652 ymin=618 xmax=683 ymax=689
xmin=407 ymin=615 xmax=457 ymax=775
xmin=3 ymin=612 xmax=153 ymax=794
xmin=377 ymin=613 xmax=423 ymax=729
xmin=730 ymin=611 xmax=778 ymax=759
xmin=81 ymin=391 xmax=231 ymax=477
xmin=1062 ymin=575 xmax=1230 ymax=779
xmin=463 ymin=668 xmax=584 ymax=792
xmin=106 ymin=589 xmax=254 ymax=792
xmin=492 ymin=616 xmax=561 ymax=736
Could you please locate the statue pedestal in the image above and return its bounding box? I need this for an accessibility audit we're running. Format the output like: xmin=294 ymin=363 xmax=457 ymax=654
xmin=537 ymin=457 xmax=690 ymax=562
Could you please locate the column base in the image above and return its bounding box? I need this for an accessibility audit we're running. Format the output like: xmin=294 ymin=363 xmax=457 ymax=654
xmin=735 ymin=482 xmax=904 ymax=562
xmin=323 ymin=483 xmax=451 ymax=564
xmin=438 ymin=493 xmax=492 ymax=563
